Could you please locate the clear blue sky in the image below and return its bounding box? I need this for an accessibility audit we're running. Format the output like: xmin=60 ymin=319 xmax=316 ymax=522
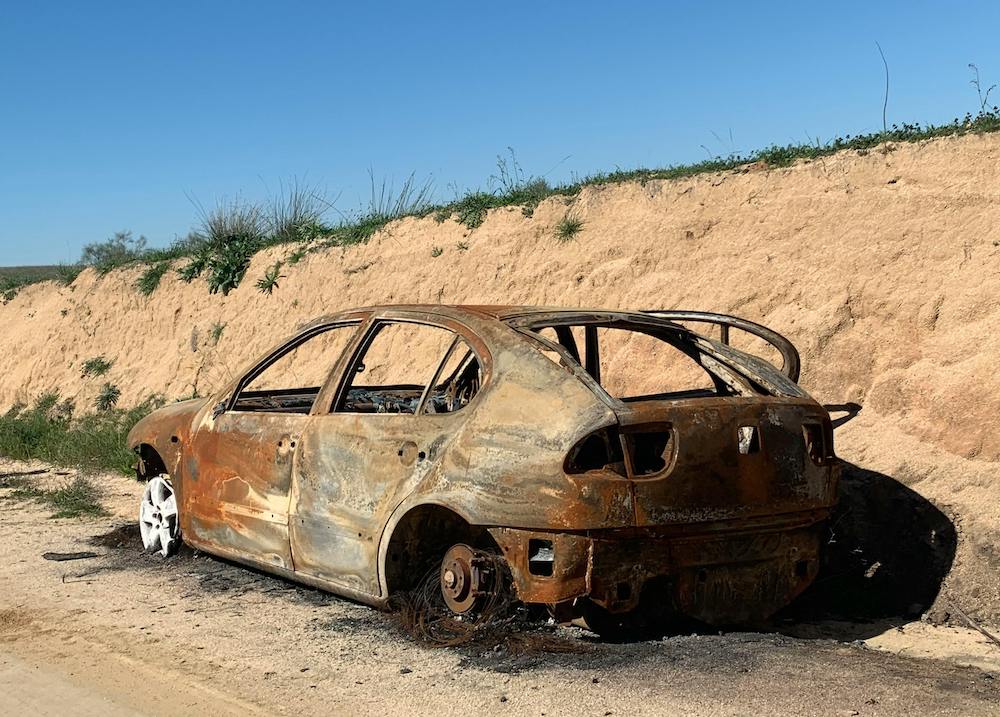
xmin=2 ymin=1 xmax=999 ymax=265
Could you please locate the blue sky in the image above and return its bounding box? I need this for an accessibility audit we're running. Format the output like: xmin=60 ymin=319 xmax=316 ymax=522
xmin=2 ymin=1 xmax=999 ymax=265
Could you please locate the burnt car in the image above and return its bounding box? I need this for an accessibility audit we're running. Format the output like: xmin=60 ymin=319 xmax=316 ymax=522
xmin=128 ymin=305 xmax=839 ymax=631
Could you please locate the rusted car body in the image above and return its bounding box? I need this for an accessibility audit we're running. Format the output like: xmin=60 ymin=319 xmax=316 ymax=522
xmin=128 ymin=305 xmax=839 ymax=627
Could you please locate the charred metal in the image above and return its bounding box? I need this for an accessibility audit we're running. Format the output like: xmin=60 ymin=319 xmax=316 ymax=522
xmin=128 ymin=305 xmax=840 ymax=632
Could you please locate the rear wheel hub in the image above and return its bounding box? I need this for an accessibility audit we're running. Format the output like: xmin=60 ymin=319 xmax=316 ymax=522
xmin=440 ymin=544 xmax=485 ymax=614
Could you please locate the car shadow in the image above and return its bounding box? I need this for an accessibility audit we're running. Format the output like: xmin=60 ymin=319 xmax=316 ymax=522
xmin=586 ymin=459 xmax=958 ymax=645
xmin=764 ymin=459 xmax=957 ymax=641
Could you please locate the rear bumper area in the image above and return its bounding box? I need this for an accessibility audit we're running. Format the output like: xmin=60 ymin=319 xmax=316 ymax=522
xmin=488 ymin=510 xmax=828 ymax=625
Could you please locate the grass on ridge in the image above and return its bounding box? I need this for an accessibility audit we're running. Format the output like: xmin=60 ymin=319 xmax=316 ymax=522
xmin=6 ymin=107 xmax=1000 ymax=298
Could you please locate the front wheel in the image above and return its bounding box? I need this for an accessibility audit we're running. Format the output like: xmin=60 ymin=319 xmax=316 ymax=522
xmin=138 ymin=475 xmax=181 ymax=557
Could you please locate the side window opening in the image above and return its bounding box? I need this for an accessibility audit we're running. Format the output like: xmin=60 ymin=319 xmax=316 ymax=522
xmin=336 ymin=321 xmax=479 ymax=415
xmin=597 ymin=326 xmax=719 ymax=400
xmin=531 ymin=322 xmax=735 ymax=400
xmin=423 ymin=339 xmax=482 ymax=414
xmin=231 ymin=323 xmax=358 ymax=414
xmin=537 ymin=325 xmax=598 ymax=380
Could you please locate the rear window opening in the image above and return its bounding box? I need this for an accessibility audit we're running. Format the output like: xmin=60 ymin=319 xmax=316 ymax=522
xmin=532 ymin=321 xmax=752 ymax=401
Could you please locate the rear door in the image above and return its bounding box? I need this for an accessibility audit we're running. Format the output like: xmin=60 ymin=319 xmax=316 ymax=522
xmin=290 ymin=316 xmax=484 ymax=596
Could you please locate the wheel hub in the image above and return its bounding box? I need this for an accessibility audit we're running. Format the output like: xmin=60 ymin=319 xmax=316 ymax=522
xmin=440 ymin=544 xmax=485 ymax=614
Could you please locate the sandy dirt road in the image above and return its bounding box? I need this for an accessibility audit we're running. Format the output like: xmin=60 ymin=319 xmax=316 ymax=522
xmin=1 ymin=461 xmax=998 ymax=717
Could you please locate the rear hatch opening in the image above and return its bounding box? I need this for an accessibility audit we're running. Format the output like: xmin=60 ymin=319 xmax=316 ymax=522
xmin=520 ymin=316 xmax=837 ymax=524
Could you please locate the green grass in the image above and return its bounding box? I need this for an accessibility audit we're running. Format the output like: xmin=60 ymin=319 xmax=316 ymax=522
xmin=8 ymin=475 xmax=107 ymax=518
xmin=555 ymin=213 xmax=584 ymax=242
xmin=135 ymin=260 xmax=171 ymax=296
xmin=0 ymin=393 xmax=160 ymax=475
xmin=80 ymin=355 xmax=113 ymax=378
xmin=6 ymin=106 xmax=1000 ymax=299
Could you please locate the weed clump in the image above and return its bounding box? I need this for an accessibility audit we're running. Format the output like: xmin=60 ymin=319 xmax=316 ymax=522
xmin=256 ymin=262 xmax=285 ymax=294
xmin=80 ymin=356 xmax=113 ymax=378
xmin=96 ymin=383 xmax=121 ymax=411
xmin=0 ymin=393 xmax=161 ymax=474
xmin=8 ymin=475 xmax=107 ymax=519
xmin=555 ymin=213 xmax=584 ymax=241
xmin=270 ymin=179 xmax=329 ymax=245
xmin=209 ymin=321 xmax=226 ymax=344
xmin=135 ymin=261 xmax=170 ymax=296
xmin=180 ymin=198 xmax=270 ymax=295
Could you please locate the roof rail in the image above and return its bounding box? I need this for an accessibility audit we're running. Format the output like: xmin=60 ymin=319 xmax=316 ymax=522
xmin=641 ymin=310 xmax=801 ymax=382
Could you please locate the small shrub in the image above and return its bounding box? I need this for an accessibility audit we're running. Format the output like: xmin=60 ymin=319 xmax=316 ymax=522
xmin=190 ymin=197 xmax=269 ymax=295
xmin=456 ymin=241 xmax=469 ymax=251
xmin=431 ymin=246 xmax=443 ymax=258
xmin=135 ymin=261 xmax=170 ymax=296
xmin=210 ymin=322 xmax=226 ymax=344
xmin=555 ymin=214 xmax=584 ymax=242
xmin=81 ymin=355 xmax=113 ymax=378
xmin=176 ymin=252 xmax=209 ymax=283
xmin=452 ymin=191 xmax=496 ymax=230
xmin=256 ymin=262 xmax=285 ymax=295
xmin=95 ymin=383 xmax=121 ymax=411
xmin=80 ymin=230 xmax=149 ymax=274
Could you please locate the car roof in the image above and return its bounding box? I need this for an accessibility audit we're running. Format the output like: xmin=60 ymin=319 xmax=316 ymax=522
xmin=303 ymin=304 xmax=652 ymax=324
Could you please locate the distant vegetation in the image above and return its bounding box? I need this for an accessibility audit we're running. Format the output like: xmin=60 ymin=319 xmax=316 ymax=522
xmin=4 ymin=101 xmax=1000 ymax=300
xmin=0 ymin=264 xmax=81 ymax=303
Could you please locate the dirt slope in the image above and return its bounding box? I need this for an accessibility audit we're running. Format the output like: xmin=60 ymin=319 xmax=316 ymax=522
xmin=2 ymin=132 xmax=1000 ymax=618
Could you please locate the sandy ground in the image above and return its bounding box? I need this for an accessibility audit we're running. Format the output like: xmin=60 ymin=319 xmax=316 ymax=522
xmin=1 ymin=459 xmax=999 ymax=716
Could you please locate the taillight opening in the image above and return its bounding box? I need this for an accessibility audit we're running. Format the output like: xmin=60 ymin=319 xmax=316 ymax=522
xmin=623 ymin=427 xmax=675 ymax=476
xmin=565 ymin=424 xmax=675 ymax=478
xmin=565 ymin=427 xmax=626 ymax=476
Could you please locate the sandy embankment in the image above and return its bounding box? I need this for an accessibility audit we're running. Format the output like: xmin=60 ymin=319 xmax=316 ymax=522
xmin=2 ymin=132 xmax=999 ymax=620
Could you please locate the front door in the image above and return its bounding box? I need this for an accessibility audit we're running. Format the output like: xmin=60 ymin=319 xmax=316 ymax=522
xmin=183 ymin=321 xmax=362 ymax=570
xmin=185 ymin=412 xmax=305 ymax=569
xmin=290 ymin=318 xmax=483 ymax=596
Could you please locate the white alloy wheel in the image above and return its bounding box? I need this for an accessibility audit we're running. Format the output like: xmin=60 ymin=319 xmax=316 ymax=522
xmin=138 ymin=475 xmax=181 ymax=557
